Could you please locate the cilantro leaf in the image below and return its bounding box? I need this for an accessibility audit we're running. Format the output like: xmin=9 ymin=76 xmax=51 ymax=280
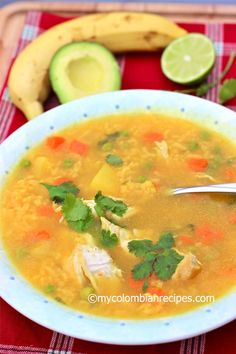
xmin=100 ymin=229 xmax=119 ymax=248
xmin=142 ymin=279 xmax=149 ymax=292
xmin=154 ymin=249 xmax=184 ymax=281
xmin=128 ymin=240 xmax=153 ymax=257
xmin=196 ymin=82 xmax=211 ymax=97
xmin=95 ymin=191 xmax=127 ymax=217
xmin=154 ymin=232 xmax=174 ymax=250
xmin=219 ymin=79 xmax=236 ymax=104
xmin=62 ymin=193 xmax=93 ymax=232
xmin=98 ymin=131 xmax=121 ymax=148
xmin=132 ymin=261 xmax=153 ymax=280
xmin=41 ymin=182 xmax=79 ymax=203
xmin=105 ymin=154 xmax=123 ymax=166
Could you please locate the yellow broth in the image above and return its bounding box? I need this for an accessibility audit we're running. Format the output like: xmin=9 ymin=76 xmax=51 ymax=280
xmin=1 ymin=113 xmax=236 ymax=319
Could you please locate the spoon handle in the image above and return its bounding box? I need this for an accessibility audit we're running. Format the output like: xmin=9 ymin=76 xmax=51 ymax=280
xmin=172 ymin=183 xmax=236 ymax=195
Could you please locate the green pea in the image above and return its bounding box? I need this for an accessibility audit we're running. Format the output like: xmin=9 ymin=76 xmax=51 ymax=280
xmin=20 ymin=159 xmax=31 ymax=168
xmin=80 ymin=287 xmax=95 ymax=300
xmin=187 ymin=141 xmax=199 ymax=152
xmin=44 ymin=284 xmax=56 ymax=294
xmin=200 ymin=131 xmax=211 ymax=140
xmin=63 ymin=159 xmax=74 ymax=167
xmin=137 ymin=175 xmax=147 ymax=183
xmin=101 ymin=142 xmax=113 ymax=151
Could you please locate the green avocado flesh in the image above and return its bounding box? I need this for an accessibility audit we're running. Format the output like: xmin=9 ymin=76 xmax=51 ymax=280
xmin=49 ymin=42 xmax=121 ymax=103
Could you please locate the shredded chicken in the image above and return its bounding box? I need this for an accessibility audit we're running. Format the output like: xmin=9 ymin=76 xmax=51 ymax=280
xmin=173 ymin=253 xmax=201 ymax=281
xmin=155 ymin=140 xmax=169 ymax=159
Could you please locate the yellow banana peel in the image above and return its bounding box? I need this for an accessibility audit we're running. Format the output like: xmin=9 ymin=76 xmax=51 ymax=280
xmin=8 ymin=12 xmax=187 ymax=119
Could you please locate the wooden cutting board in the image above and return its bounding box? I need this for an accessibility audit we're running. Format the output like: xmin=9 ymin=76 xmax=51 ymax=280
xmin=1 ymin=1 xmax=236 ymax=88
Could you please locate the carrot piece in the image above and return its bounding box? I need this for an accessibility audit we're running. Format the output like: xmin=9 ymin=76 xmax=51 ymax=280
xmin=128 ymin=277 xmax=145 ymax=289
xmin=187 ymin=157 xmax=208 ymax=172
xmin=26 ymin=230 xmax=51 ymax=243
xmin=143 ymin=131 xmax=164 ymax=143
xmin=179 ymin=235 xmax=194 ymax=245
xmin=146 ymin=287 xmax=165 ymax=296
xmin=229 ymin=212 xmax=236 ymax=224
xmin=195 ymin=224 xmax=223 ymax=244
xmin=70 ymin=140 xmax=89 ymax=156
xmin=46 ymin=136 xmax=65 ymax=149
xmin=224 ymin=167 xmax=236 ymax=181
xmin=55 ymin=210 xmax=63 ymax=221
xmin=54 ymin=177 xmax=72 ymax=186
xmin=37 ymin=205 xmax=54 ymax=217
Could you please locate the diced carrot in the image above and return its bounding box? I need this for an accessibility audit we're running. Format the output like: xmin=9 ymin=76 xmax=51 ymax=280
xmin=220 ymin=267 xmax=236 ymax=277
xmin=187 ymin=157 xmax=208 ymax=172
xmin=37 ymin=205 xmax=54 ymax=217
xmin=179 ymin=235 xmax=195 ymax=245
xmin=46 ymin=136 xmax=65 ymax=149
xmin=55 ymin=210 xmax=63 ymax=221
xmin=143 ymin=131 xmax=164 ymax=143
xmin=26 ymin=230 xmax=51 ymax=243
xmin=70 ymin=140 xmax=89 ymax=156
xmin=224 ymin=167 xmax=236 ymax=181
xmin=128 ymin=277 xmax=145 ymax=289
xmin=229 ymin=212 xmax=236 ymax=224
xmin=54 ymin=177 xmax=72 ymax=185
xmin=146 ymin=287 xmax=165 ymax=296
xmin=152 ymin=180 xmax=160 ymax=191
xmin=195 ymin=224 xmax=223 ymax=244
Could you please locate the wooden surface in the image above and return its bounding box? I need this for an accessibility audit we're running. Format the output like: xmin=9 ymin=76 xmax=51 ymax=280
xmin=1 ymin=1 xmax=236 ymax=88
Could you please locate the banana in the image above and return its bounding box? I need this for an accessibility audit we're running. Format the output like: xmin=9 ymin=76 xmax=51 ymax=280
xmin=8 ymin=12 xmax=187 ymax=119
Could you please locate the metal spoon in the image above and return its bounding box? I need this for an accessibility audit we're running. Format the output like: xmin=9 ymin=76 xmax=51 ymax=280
xmin=172 ymin=183 xmax=236 ymax=196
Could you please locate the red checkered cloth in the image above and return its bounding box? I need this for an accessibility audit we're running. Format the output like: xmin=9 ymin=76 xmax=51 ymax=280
xmin=0 ymin=11 xmax=235 ymax=354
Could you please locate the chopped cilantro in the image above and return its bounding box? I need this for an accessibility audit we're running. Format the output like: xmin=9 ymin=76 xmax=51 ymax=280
xmin=44 ymin=284 xmax=56 ymax=294
xmin=95 ymin=191 xmax=127 ymax=217
xmin=106 ymin=154 xmax=123 ymax=166
xmin=120 ymin=130 xmax=130 ymax=137
xmin=98 ymin=131 xmax=120 ymax=148
xmin=132 ymin=261 xmax=153 ymax=280
xmin=128 ymin=232 xmax=184 ymax=291
xmin=142 ymin=279 xmax=149 ymax=292
xmin=128 ymin=240 xmax=153 ymax=257
xmin=137 ymin=175 xmax=147 ymax=183
xmin=62 ymin=193 xmax=93 ymax=232
xmin=154 ymin=249 xmax=184 ymax=281
xmin=153 ymin=232 xmax=175 ymax=250
xmin=41 ymin=181 xmax=79 ymax=203
xmin=186 ymin=141 xmax=199 ymax=152
xmin=142 ymin=161 xmax=153 ymax=170
xmin=20 ymin=158 xmax=31 ymax=168
xmin=63 ymin=159 xmax=74 ymax=168
xmin=200 ymin=131 xmax=211 ymax=141
xmin=101 ymin=142 xmax=113 ymax=151
xmin=100 ymin=229 xmax=119 ymax=248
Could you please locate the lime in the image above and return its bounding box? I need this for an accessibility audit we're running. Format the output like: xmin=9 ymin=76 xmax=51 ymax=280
xmin=161 ymin=33 xmax=216 ymax=85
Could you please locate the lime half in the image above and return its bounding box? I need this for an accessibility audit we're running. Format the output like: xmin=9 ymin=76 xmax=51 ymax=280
xmin=161 ymin=33 xmax=216 ymax=85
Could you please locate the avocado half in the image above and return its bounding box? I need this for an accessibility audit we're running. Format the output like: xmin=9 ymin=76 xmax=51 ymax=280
xmin=49 ymin=42 xmax=121 ymax=103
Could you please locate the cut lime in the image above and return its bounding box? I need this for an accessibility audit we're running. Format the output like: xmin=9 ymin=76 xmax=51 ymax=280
xmin=161 ymin=33 xmax=216 ymax=85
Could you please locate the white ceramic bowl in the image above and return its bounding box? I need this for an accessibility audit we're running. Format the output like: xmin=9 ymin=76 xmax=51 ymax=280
xmin=0 ymin=90 xmax=236 ymax=345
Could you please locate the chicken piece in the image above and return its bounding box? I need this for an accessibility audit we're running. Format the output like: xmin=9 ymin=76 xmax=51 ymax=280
xmin=84 ymin=199 xmax=97 ymax=217
xmin=155 ymin=140 xmax=169 ymax=159
xmin=172 ymin=253 xmax=201 ymax=281
xmin=78 ymin=245 xmax=122 ymax=294
xmin=64 ymin=233 xmax=95 ymax=285
xmin=64 ymin=245 xmax=87 ymax=286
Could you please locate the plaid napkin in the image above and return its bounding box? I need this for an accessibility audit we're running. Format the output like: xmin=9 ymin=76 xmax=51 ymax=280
xmin=0 ymin=11 xmax=236 ymax=354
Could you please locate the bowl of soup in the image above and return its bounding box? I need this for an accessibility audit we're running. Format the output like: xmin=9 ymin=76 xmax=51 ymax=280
xmin=0 ymin=90 xmax=236 ymax=345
